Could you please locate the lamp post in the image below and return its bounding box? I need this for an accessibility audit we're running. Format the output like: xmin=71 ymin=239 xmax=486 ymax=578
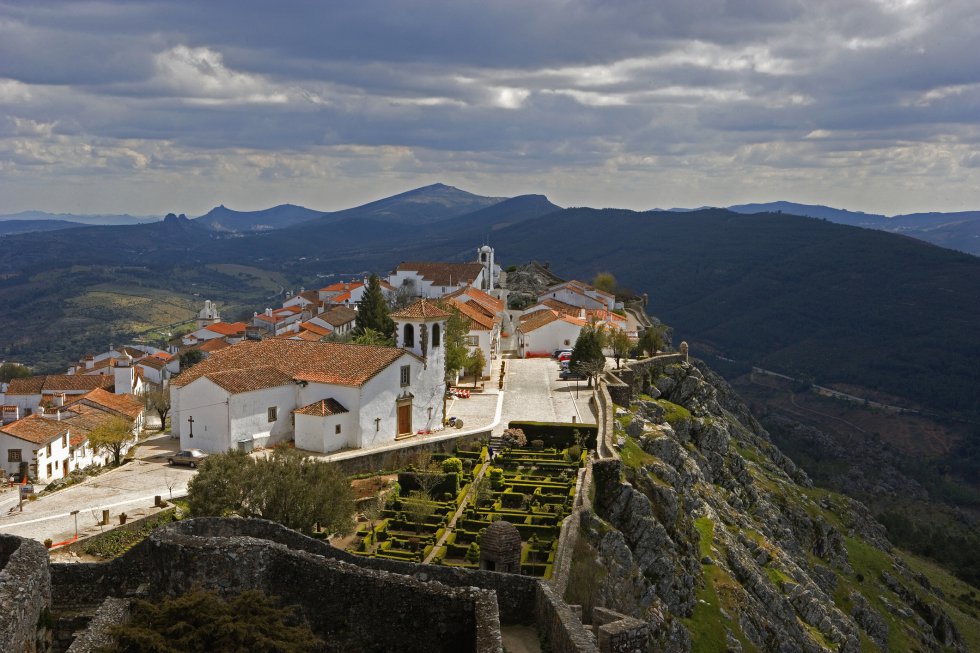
xmin=188 ymin=415 xmax=194 ymax=439
xmin=70 ymin=509 xmax=79 ymax=539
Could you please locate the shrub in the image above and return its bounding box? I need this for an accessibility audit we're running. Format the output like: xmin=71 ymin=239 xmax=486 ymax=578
xmin=502 ymin=428 xmax=527 ymax=448
xmin=567 ymin=445 xmax=582 ymax=461
xmin=488 ymin=467 xmax=504 ymax=488
xmin=441 ymin=457 xmax=463 ymax=474
xmin=531 ymin=439 xmax=544 ymax=450
xmin=466 ymin=542 xmax=481 ymax=563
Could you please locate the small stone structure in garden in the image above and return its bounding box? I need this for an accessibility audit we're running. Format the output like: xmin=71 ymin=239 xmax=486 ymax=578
xmin=480 ymin=520 xmax=522 ymax=574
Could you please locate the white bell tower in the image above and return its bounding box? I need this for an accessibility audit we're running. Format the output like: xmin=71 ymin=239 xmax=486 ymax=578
xmin=477 ymin=245 xmax=495 ymax=291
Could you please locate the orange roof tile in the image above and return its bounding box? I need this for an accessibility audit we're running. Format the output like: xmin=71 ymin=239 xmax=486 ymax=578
xmin=172 ymin=340 xmax=414 ymax=392
xmin=447 ymin=298 xmax=495 ymax=330
xmin=519 ymin=310 xmax=561 ymax=333
xmin=390 ymin=298 xmax=451 ymax=320
xmin=197 ymin=339 xmax=232 ymax=353
xmin=540 ymin=298 xmax=583 ymax=318
xmin=69 ymin=388 xmax=144 ymax=420
xmin=6 ymin=375 xmax=113 ymax=395
xmin=205 ymin=321 xmax=248 ymax=336
xmin=294 ymin=398 xmax=349 ymax=417
xmin=299 ymin=321 xmax=331 ymax=336
xmin=442 ymin=285 xmax=504 ymax=315
xmin=0 ymin=414 xmax=68 ymax=444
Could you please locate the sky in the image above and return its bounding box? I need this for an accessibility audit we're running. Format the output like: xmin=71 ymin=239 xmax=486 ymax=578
xmin=1 ymin=0 xmax=978 ymax=216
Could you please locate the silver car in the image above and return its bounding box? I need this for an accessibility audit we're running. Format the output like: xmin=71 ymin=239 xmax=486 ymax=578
xmin=168 ymin=449 xmax=208 ymax=468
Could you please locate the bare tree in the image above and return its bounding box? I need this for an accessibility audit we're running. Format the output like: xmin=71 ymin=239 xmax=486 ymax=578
xmin=402 ymin=490 xmax=437 ymax=534
xmin=144 ymin=386 xmax=172 ymax=431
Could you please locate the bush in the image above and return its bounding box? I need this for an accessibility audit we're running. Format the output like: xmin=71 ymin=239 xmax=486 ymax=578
xmin=441 ymin=457 xmax=463 ymax=474
xmin=531 ymin=439 xmax=544 ymax=450
xmin=567 ymin=445 xmax=582 ymax=461
xmin=502 ymin=428 xmax=527 ymax=448
xmin=488 ymin=467 xmax=504 ymax=488
xmin=466 ymin=542 xmax=481 ymax=564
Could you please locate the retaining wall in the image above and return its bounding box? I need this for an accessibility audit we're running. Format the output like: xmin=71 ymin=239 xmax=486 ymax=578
xmin=0 ymin=535 xmax=51 ymax=653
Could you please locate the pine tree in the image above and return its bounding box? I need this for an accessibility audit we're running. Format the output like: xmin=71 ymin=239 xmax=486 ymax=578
xmin=353 ymin=274 xmax=394 ymax=340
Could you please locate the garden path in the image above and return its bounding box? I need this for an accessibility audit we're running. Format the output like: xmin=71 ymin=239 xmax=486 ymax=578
xmin=422 ymin=453 xmax=491 ymax=564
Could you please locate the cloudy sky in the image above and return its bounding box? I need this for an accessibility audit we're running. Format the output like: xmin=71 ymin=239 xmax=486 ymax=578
xmin=1 ymin=0 xmax=978 ymax=215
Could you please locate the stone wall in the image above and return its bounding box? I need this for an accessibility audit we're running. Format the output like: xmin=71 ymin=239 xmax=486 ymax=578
xmin=607 ymin=353 xmax=688 ymax=406
xmin=65 ymin=598 xmax=129 ymax=653
xmin=0 ymin=535 xmax=51 ymax=653
xmin=330 ymin=429 xmax=491 ymax=475
xmin=535 ymin=582 xmax=599 ymax=653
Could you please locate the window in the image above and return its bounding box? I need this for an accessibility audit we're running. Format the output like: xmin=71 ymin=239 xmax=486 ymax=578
xmin=268 ymin=406 xmax=278 ymax=422
xmin=335 ymin=424 xmax=342 ymax=434
xmin=62 ymin=434 xmax=67 ymax=448
xmin=432 ymin=323 xmax=441 ymax=347
xmin=403 ymin=323 xmax=415 ymax=348
xmin=46 ymin=443 xmax=52 ymax=456
xmin=463 ymin=335 xmax=479 ymax=347
xmin=8 ymin=449 xmax=21 ymax=463
xmin=400 ymin=365 xmax=411 ymax=387
xmin=46 ymin=463 xmax=51 ymax=477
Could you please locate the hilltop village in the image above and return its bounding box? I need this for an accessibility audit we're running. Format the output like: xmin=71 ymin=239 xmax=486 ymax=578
xmin=0 ymin=245 xmax=639 ymax=481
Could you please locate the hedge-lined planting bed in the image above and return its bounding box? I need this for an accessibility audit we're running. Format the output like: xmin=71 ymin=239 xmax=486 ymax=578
xmin=346 ymin=442 xmax=581 ymax=578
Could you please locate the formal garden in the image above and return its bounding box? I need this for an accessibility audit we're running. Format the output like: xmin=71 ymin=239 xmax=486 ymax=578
xmin=345 ymin=423 xmax=594 ymax=579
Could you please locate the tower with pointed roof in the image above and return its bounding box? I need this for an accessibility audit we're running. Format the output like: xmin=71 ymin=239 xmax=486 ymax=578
xmin=477 ymin=245 xmax=495 ymax=291
xmin=391 ymin=299 xmax=449 ymax=429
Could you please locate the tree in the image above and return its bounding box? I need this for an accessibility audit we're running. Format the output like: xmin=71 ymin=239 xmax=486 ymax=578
xmin=402 ymin=490 xmax=437 ymax=534
xmin=179 ymin=349 xmax=204 ymax=369
xmin=638 ymin=325 xmax=665 ymax=357
xmin=105 ymin=587 xmax=321 ymax=653
xmin=390 ymin=279 xmax=417 ymax=310
xmin=352 ymin=328 xmax=394 ymax=347
xmin=442 ymin=305 xmax=471 ymax=384
xmin=571 ymin=324 xmax=607 ymax=387
xmin=465 ymin=348 xmax=486 ymax=387
xmin=143 ymin=386 xmax=171 ymax=430
xmin=88 ymin=416 xmax=135 ymax=466
xmin=609 ymin=330 xmax=632 ymax=369
xmin=353 ymin=274 xmax=394 ymax=340
xmin=320 ymin=330 xmax=352 ymax=343
xmin=592 ymin=272 xmax=617 ymax=294
xmin=0 ymin=362 xmax=31 ymax=383
xmin=188 ymin=447 xmax=355 ymax=536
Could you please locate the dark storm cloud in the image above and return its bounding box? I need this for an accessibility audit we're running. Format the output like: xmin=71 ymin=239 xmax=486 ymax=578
xmin=0 ymin=0 xmax=978 ymax=214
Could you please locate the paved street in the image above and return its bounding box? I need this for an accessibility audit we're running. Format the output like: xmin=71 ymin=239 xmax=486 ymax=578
xmin=0 ymin=435 xmax=195 ymax=543
xmin=495 ymin=358 xmax=597 ymax=435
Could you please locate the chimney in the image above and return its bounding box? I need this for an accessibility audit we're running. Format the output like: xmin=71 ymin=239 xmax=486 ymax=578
xmin=53 ymin=393 xmax=65 ymax=407
xmin=85 ymin=354 xmax=95 ymax=369
xmin=265 ymin=308 xmax=273 ymax=317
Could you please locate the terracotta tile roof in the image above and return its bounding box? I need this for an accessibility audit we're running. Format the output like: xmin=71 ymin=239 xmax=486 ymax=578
xmin=390 ymin=298 xmax=451 ymax=320
xmin=319 ymin=305 xmax=357 ymax=327
xmin=586 ymin=309 xmax=626 ymax=323
xmin=540 ymin=298 xmax=583 ymax=318
xmin=197 ymin=339 xmax=232 ymax=353
xmin=152 ymin=351 xmax=174 ymax=361
xmin=329 ymin=291 xmax=352 ymax=303
xmin=204 ymin=365 xmax=295 ymax=394
xmin=5 ymin=377 xmax=45 ymax=395
xmin=441 ymin=285 xmax=504 ymax=314
xmin=69 ymin=388 xmax=144 ymax=420
xmin=279 ymin=330 xmax=322 ymax=341
xmin=319 ymin=280 xmax=365 ymax=294
xmin=294 ymin=398 xmax=349 ymax=417
xmin=6 ymin=375 xmax=113 ymax=395
xmin=394 ymin=262 xmax=484 ymax=287
xmin=447 ymin=298 xmax=494 ymax=331
xmin=139 ymin=357 xmax=167 ymax=370
xmin=172 ymin=340 xmax=413 ymax=392
xmin=205 ymin=321 xmax=248 ymax=336
xmin=0 ymin=414 xmax=68 ymax=444
xmin=298 ymin=321 xmax=331 ymax=336
xmin=519 ymin=309 xmax=561 ymax=333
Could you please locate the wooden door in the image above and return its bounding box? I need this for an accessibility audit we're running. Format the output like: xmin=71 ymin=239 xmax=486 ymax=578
xmin=397 ymin=403 xmax=412 ymax=436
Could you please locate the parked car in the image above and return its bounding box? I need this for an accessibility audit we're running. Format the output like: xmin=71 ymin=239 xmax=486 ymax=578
xmin=554 ymin=348 xmax=572 ymax=359
xmin=557 ymin=351 xmax=573 ymax=363
xmin=168 ymin=449 xmax=208 ymax=468
xmin=559 ymin=369 xmax=586 ymax=380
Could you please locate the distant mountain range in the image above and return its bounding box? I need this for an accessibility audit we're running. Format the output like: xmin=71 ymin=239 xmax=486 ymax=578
xmin=665 ymin=201 xmax=980 ymax=256
xmin=8 ymin=192 xmax=978 ymax=256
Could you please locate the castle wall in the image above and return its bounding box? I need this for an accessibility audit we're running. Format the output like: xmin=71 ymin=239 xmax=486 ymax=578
xmin=0 ymin=535 xmax=51 ymax=653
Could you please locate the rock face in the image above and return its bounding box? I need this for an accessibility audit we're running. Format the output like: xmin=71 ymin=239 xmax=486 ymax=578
xmin=580 ymin=360 xmax=967 ymax=653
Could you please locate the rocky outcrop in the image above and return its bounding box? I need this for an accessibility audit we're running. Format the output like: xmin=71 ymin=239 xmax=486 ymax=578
xmin=576 ymin=360 xmax=965 ymax=653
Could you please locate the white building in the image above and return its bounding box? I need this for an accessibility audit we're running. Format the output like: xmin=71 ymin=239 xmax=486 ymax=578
xmin=170 ymin=299 xmax=449 ymax=454
xmin=0 ymin=388 xmax=142 ymax=482
xmin=517 ymin=310 xmax=588 ymax=358
xmin=389 ymin=261 xmax=487 ymax=299
xmin=197 ymin=299 xmax=221 ymax=328
xmin=441 ymin=285 xmax=504 ymax=377
xmin=539 ymin=280 xmax=615 ymax=312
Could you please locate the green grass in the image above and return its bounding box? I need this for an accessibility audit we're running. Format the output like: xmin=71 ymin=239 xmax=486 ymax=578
xmin=655 ymin=399 xmax=692 ymax=426
xmin=897 ymin=549 xmax=980 ymax=652
xmin=683 ymin=517 xmax=757 ymax=653
xmin=620 ymin=435 xmax=656 ymax=470
xmin=83 ymin=509 xmax=177 ymax=559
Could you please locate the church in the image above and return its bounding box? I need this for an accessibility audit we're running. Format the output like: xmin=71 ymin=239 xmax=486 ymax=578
xmin=169 ymin=299 xmax=449 ymax=454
